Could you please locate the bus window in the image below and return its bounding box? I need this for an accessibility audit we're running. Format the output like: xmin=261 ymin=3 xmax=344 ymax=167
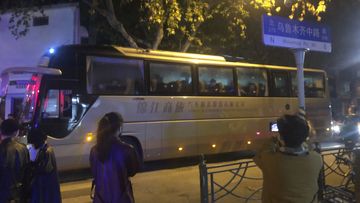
xmin=270 ymin=70 xmax=290 ymax=97
xmin=198 ymin=66 xmax=235 ymax=96
xmin=149 ymin=62 xmax=192 ymax=95
xmin=291 ymin=72 xmax=325 ymax=98
xmin=87 ymin=56 xmax=145 ymax=95
xmin=42 ymin=89 xmax=60 ymax=118
xmin=236 ymin=67 xmax=268 ymax=96
xmin=42 ymin=89 xmax=72 ymax=119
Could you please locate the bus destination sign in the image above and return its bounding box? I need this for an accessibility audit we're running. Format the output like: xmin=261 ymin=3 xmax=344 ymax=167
xmin=262 ymin=14 xmax=331 ymax=52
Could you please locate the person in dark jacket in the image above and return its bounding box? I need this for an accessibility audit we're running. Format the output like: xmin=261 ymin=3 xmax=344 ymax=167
xmin=27 ymin=128 xmax=61 ymax=203
xmin=90 ymin=112 xmax=141 ymax=203
xmin=0 ymin=119 xmax=29 ymax=203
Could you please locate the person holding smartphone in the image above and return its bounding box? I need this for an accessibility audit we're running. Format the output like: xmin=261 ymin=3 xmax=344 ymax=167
xmin=254 ymin=114 xmax=323 ymax=203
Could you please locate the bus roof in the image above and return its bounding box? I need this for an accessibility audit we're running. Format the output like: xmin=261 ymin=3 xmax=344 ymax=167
xmin=56 ymin=45 xmax=325 ymax=73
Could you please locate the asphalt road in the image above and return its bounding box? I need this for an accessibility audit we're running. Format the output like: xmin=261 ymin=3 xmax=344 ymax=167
xmin=61 ymin=160 xmax=263 ymax=203
xmin=60 ymin=143 xmax=351 ymax=203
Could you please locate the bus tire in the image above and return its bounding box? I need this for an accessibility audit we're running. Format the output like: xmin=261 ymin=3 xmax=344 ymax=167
xmin=121 ymin=136 xmax=144 ymax=168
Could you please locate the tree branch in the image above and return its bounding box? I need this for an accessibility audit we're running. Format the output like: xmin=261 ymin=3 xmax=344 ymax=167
xmin=133 ymin=37 xmax=151 ymax=48
xmin=82 ymin=0 xmax=138 ymax=48
xmin=180 ymin=21 xmax=201 ymax=52
xmin=152 ymin=24 xmax=164 ymax=49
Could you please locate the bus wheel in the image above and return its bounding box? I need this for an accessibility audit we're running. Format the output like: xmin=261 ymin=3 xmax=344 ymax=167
xmin=121 ymin=136 xmax=144 ymax=167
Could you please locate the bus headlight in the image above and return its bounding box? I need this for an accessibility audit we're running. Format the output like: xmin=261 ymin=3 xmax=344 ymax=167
xmin=331 ymin=121 xmax=342 ymax=135
xmin=331 ymin=125 xmax=341 ymax=134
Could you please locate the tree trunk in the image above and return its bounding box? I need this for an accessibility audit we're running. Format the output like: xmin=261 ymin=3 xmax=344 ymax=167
xmin=180 ymin=21 xmax=202 ymax=52
xmin=106 ymin=15 xmax=138 ymax=48
xmin=152 ymin=24 xmax=164 ymax=50
xmin=84 ymin=0 xmax=139 ymax=48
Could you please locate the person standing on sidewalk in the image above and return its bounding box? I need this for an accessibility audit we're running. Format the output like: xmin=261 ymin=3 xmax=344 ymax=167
xmin=27 ymin=128 xmax=61 ymax=203
xmin=254 ymin=114 xmax=323 ymax=203
xmin=90 ymin=112 xmax=141 ymax=203
xmin=0 ymin=119 xmax=29 ymax=203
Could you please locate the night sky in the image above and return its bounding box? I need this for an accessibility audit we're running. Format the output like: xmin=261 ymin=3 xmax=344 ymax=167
xmin=306 ymin=0 xmax=360 ymax=73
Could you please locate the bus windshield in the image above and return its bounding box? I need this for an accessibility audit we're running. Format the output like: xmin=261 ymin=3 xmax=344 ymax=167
xmin=21 ymin=74 xmax=42 ymax=123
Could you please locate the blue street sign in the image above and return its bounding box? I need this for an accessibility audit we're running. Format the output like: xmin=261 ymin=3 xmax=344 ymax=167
xmin=262 ymin=14 xmax=331 ymax=52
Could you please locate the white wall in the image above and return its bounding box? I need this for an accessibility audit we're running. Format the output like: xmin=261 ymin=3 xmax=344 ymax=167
xmin=0 ymin=3 xmax=82 ymax=72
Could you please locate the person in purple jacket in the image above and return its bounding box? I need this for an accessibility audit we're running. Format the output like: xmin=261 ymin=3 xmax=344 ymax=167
xmin=90 ymin=112 xmax=141 ymax=203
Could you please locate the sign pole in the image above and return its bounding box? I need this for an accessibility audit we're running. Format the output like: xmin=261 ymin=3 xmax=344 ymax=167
xmin=292 ymin=48 xmax=309 ymax=111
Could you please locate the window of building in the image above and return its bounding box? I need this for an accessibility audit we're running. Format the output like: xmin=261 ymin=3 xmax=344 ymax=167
xmin=236 ymin=67 xmax=268 ymax=96
xmin=149 ymin=62 xmax=192 ymax=95
xmin=87 ymin=56 xmax=145 ymax=95
xmin=198 ymin=66 xmax=235 ymax=95
xmin=33 ymin=16 xmax=49 ymax=26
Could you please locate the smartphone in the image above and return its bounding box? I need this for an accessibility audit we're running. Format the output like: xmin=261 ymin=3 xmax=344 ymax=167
xmin=270 ymin=122 xmax=279 ymax=132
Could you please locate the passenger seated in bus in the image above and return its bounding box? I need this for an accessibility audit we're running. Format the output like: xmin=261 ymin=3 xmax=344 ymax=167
xmin=258 ymin=83 xmax=266 ymax=96
xmin=107 ymin=80 xmax=124 ymax=93
xmin=123 ymin=78 xmax=135 ymax=95
xmin=208 ymin=78 xmax=217 ymax=92
xmin=305 ymin=82 xmax=317 ymax=97
xmin=175 ymin=80 xmax=183 ymax=93
xmin=199 ymin=80 xmax=207 ymax=93
xmin=167 ymin=81 xmax=178 ymax=93
xmin=218 ymin=83 xmax=226 ymax=93
xmin=180 ymin=72 xmax=191 ymax=93
xmin=254 ymin=114 xmax=322 ymax=203
xmin=246 ymin=83 xmax=258 ymax=96
xmin=97 ymin=83 xmax=106 ymax=92
xmin=150 ymin=77 xmax=158 ymax=92
xmin=208 ymin=79 xmax=222 ymax=93
xmin=237 ymin=85 xmax=247 ymax=96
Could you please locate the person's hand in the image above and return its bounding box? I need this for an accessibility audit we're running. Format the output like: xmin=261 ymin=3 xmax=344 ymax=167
xmin=272 ymin=134 xmax=284 ymax=149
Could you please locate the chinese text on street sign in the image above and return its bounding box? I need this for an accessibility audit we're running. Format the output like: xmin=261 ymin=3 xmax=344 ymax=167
xmin=262 ymin=15 xmax=331 ymax=52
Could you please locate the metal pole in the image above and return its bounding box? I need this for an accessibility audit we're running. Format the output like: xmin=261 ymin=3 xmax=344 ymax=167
xmin=353 ymin=148 xmax=360 ymax=202
xmin=315 ymin=142 xmax=324 ymax=201
xmin=199 ymin=154 xmax=208 ymax=203
xmin=292 ymin=48 xmax=309 ymax=110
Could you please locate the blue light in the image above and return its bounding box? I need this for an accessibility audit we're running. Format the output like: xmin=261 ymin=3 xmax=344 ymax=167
xmin=49 ymin=48 xmax=55 ymax=54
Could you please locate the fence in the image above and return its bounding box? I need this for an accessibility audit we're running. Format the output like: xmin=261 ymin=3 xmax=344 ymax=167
xmin=199 ymin=145 xmax=359 ymax=203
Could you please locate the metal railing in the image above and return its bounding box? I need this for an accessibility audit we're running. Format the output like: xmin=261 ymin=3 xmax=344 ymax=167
xmin=199 ymin=144 xmax=359 ymax=203
xmin=199 ymin=155 xmax=262 ymax=203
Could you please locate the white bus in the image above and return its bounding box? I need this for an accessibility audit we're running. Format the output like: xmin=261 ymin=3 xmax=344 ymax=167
xmin=1 ymin=45 xmax=332 ymax=171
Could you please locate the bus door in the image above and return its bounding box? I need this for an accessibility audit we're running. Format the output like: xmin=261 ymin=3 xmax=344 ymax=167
xmin=269 ymin=70 xmax=295 ymax=114
xmin=37 ymin=79 xmax=81 ymax=140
